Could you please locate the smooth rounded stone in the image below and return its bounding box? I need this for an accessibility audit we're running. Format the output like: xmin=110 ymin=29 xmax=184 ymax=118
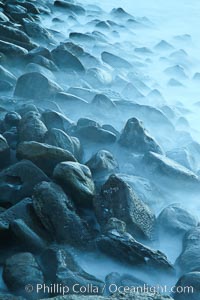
xmin=27 ymin=46 xmax=52 ymax=60
xmin=3 ymin=252 xmax=44 ymax=299
xmin=174 ymin=272 xmax=200 ymax=300
xmin=22 ymin=18 xmax=54 ymax=44
xmin=0 ymin=160 xmax=49 ymax=207
xmin=19 ymin=2 xmax=40 ymax=14
xmin=91 ymin=94 xmax=116 ymax=110
xmin=74 ymin=122 xmax=117 ymax=144
xmin=31 ymin=55 xmax=58 ymax=71
xmin=102 ymin=124 xmax=120 ymax=138
xmin=0 ymin=134 xmax=10 ymax=168
xmin=17 ymin=141 xmax=76 ymax=176
xmin=55 ymin=92 xmax=88 ymax=105
xmin=3 ymin=127 xmax=18 ymax=150
xmin=0 ymin=66 xmax=16 ymax=84
xmin=16 ymin=104 xmax=39 ymax=117
xmin=0 ymin=80 xmax=13 ymax=91
xmin=18 ymin=111 xmax=47 ymax=143
xmin=3 ymin=112 xmax=21 ymax=130
xmin=157 ymin=204 xmax=198 ymax=235
xmin=69 ymin=32 xmax=96 ymax=44
xmin=119 ymin=118 xmax=163 ymax=154
xmin=33 ymin=181 xmax=90 ymax=246
xmin=67 ymin=87 xmax=96 ymax=102
xmin=94 ymin=174 xmax=155 ymax=240
xmin=85 ymin=68 xmax=113 ymax=88
xmin=0 ymin=40 xmax=28 ymax=56
xmin=96 ymin=218 xmax=173 ymax=271
xmin=86 ymin=150 xmax=118 ymax=178
xmin=53 ymin=161 xmax=95 ymax=208
xmin=101 ymin=51 xmax=132 ymax=69
xmin=25 ymin=63 xmax=56 ymax=82
xmin=54 ymin=1 xmax=85 ymax=15
xmin=61 ymin=41 xmax=84 ymax=56
xmin=51 ymin=45 xmax=85 ymax=72
xmin=121 ymin=82 xmax=144 ymax=99
xmin=0 ymin=24 xmax=30 ymax=44
xmin=166 ymin=148 xmax=195 ymax=171
xmin=110 ymin=7 xmax=133 ymax=19
xmin=143 ymin=152 xmax=200 ymax=187
xmin=42 ymin=110 xmax=73 ymax=132
xmin=10 ymin=219 xmax=46 ymax=252
xmin=14 ymin=72 xmax=63 ymax=100
xmin=40 ymin=246 xmax=103 ymax=295
xmin=44 ymin=128 xmax=82 ymax=160
xmin=176 ymin=227 xmax=200 ymax=273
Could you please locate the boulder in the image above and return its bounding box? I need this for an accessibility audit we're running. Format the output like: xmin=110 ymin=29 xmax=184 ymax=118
xmin=0 ymin=134 xmax=10 ymax=169
xmin=44 ymin=128 xmax=82 ymax=160
xmin=0 ymin=65 xmax=16 ymax=84
xmin=17 ymin=141 xmax=76 ymax=176
xmin=0 ymin=40 xmax=28 ymax=56
xmin=23 ymin=19 xmax=54 ymax=44
xmin=14 ymin=72 xmax=63 ymax=99
xmin=51 ymin=45 xmax=85 ymax=71
xmin=86 ymin=150 xmax=118 ymax=178
xmin=0 ymin=160 xmax=49 ymax=207
xmin=94 ymin=175 xmax=155 ymax=240
xmin=54 ymin=1 xmax=86 ymax=15
xmin=174 ymin=272 xmax=200 ymax=300
xmin=101 ymin=51 xmax=132 ymax=68
xmin=3 ymin=252 xmax=44 ymax=299
xmin=40 ymin=246 xmax=103 ymax=295
xmin=176 ymin=227 xmax=200 ymax=274
xmin=119 ymin=118 xmax=163 ymax=154
xmin=92 ymin=94 xmax=116 ymax=110
xmin=42 ymin=110 xmax=73 ymax=132
xmin=53 ymin=162 xmax=95 ymax=208
xmin=18 ymin=111 xmax=47 ymax=143
xmin=96 ymin=218 xmax=173 ymax=271
xmin=0 ymin=24 xmax=30 ymax=44
xmin=157 ymin=204 xmax=198 ymax=235
xmin=33 ymin=181 xmax=90 ymax=246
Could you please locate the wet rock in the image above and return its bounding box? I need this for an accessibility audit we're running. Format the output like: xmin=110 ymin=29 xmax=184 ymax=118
xmin=33 ymin=181 xmax=90 ymax=246
xmin=91 ymin=94 xmax=116 ymax=110
xmin=0 ymin=160 xmax=49 ymax=207
xmin=119 ymin=118 xmax=163 ymax=154
xmin=54 ymin=1 xmax=86 ymax=15
xmin=10 ymin=219 xmax=46 ymax=252
xmin=0 ymin=65 xmax=16 ymax=84
xmin=3 ymin=127 xmax=18 ymax=150
xmin=55 ymin=92 xmax=88 ymax=106
xmin=74 ymin=119 xmax=117 ymax=144
xmin=51 ymin=45 xmax=85 ymax=71
xmin=110 ymin=7 xmax=133 ymax=19
xmin=0 ymin=24 xmax=30 ymax=45
xmin=174 ymin=272 xmax=200 ymax=300
xmin=27 ymin=46 xmax=52 ymax=60
xmin=143 ymin=151 xmax=200 ymax=188
xmin=96 ymin=218 xmax=173 ymax=270
xmin=70 ymin=32 xmax=96 ymax=44
xmin=53 ymin=161 xmax=95 ymax=208
xmin=3 ymin=112 xmax=21 ymax=131
xmin=14 ymin=72 xmax=63 ymax=100
xmin=18 ymin=111 xmax=47 ymax=143
xmin=3 ymin=252 xmax=44 ymax=299
xmin=94 ymin=174 xmax=155 ymax=240
xmin=166 ymin=148 xmax=195 ymax=171
xmin=86 ymin=150 xmax=118 ymax=178
xmin=0 ymin=134 xmax=10 ymax=169
xmin=44 ymin=128 xmax=81 ymax=160
xmin=85 ymin=68 xmax=112 ymax=88
xmin=157 ymin=204 xmax=198 ymax=235
xmin=101 ymin=51 xmax=132 ymax=68
xmin=17 ymin=141 xmax=76 ymax=175
xmin=23 ymin=18 xmax=54 ymax=44
xmin=42 ymin=110 xmax=73 ymax=132
xmin=0 ymin=40 xmax=28 ymax=56
xmin=31 ymin=55 xmax=58 ymax=71
xmin=176 ymin=227 xmax=200 ymax=273
xmin=40 ymin=246 xmax=103 ymax=295
xmin=0 ymin=80 xmax=13 ymax=91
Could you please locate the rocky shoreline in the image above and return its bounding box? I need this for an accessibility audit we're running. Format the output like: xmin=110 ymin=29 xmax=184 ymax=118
xmin=0 ymin=0 xmax=200 ymax=299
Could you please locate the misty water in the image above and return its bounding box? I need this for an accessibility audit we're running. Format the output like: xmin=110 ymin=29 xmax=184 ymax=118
xmin=1 ymin=0 xmax=200 ymax=298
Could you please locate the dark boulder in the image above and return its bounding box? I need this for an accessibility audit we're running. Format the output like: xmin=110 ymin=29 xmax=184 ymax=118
xmin=33 ymin=181 xmax=90 ymax=246
xmin=119 ymin=118 xmax=163 ymax=154
xmin=17 ymin=141 xmax=76 ymax=176
xmin=42 ymin=110 xmax=73 ymax=132
xmin=40 ymin=246 xmax=103 ymax=295
xmin=3 ymin=252 xmax=44 ymax=299
xmin=18 ymin=111 xmax=47 ymax=143
xmin=157 ymin=204 xmax=198 ymax=235
xmin=94 ymin=175 xmax=155 ymax=240
xmin=174 ymin=272 xmax=200 ymax=300
xmin=0 ymin=40 xmax=28 ymax=56
xmin=14 ymin=72 xmax=63 ymax=99
xmin=0 ymin=160 xmax=49 ymax=207
xmin=54 ymin=1 xmax=85 ymax=15
xmin=53 ymin=161 xmax=95 ymax=208
xmin=96 ymin=218 xmax=173 ymax=271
